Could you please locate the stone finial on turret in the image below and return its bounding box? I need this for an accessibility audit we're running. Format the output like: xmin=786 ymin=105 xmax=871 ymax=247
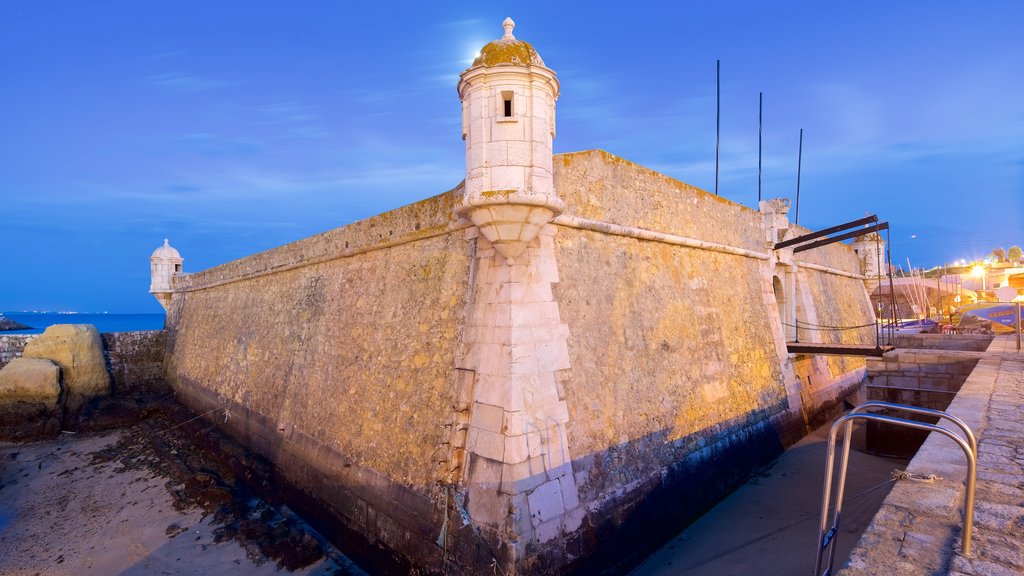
xmin=150 ymin=238 xmax=183 ymax=311
xmin=456 ymin=17 xmax=562 ymax=261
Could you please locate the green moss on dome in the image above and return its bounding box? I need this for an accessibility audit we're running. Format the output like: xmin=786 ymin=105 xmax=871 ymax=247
xmin=472 ymin=39 xmax=544 ymax=67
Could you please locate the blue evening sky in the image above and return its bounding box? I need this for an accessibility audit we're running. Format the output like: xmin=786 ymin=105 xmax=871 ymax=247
xmin=2 ymin=1 xmax=1022 ymax=313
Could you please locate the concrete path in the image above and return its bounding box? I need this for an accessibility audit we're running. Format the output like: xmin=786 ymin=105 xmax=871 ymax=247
xmin=631 ymin=421 xmax=908 ymax=576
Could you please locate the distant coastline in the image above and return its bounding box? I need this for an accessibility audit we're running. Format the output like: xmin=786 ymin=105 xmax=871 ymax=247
xmin=0 ymin=315 xmax=32 ymax=331
xmin=0 ymin=312 xmax=165 ymax=334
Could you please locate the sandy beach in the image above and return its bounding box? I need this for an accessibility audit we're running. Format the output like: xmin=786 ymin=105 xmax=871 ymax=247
xmin=0 ymin=405 xmax=366 ymax=576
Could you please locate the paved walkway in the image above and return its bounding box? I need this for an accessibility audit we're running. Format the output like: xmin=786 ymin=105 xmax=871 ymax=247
xmin=630 ymin=421 xmax=908 ymax=575
xmin=842 ymin=335 xmax=1024 ymax=576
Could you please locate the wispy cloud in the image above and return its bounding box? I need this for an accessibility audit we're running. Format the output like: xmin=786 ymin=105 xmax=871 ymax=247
xmin=253 ymin=100 xmax=333 ymax=139
xmin=146 ymin=72 xmax=229 ymax=93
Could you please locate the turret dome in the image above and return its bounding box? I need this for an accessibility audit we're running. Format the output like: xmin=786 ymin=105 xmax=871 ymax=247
xmin=151 ymin=238 xmax=181 ymax=260
xmin=470 ymin=17 xmax=546 ymax=68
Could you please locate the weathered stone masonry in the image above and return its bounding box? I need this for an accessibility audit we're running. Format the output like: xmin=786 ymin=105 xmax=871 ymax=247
xmin=159 ymin=18 xmax=878 ymax=575
xmin=162 ymin=151 xmax=876 ymax=574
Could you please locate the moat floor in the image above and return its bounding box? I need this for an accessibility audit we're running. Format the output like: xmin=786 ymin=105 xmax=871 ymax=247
xmin=0 ymin=418 xmax=366 ymax=576
xmin=631 ymin=422 xmax=908 ymax=576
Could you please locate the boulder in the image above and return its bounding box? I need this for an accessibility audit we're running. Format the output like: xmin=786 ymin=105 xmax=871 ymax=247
xmin=0 ymin=357 xmax=61 ymax=406
xmin=23 ymin=324 xmax=111 ymax=412
xmin=0 ymin=357 xmax=62 ymax=440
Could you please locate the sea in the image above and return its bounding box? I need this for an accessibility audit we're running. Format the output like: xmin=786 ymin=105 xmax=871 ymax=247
xmin=1 ymin=312 xmax=166 ymax=335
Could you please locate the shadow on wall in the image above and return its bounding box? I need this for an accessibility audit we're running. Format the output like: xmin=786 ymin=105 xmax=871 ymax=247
xmin=550 ymin=401 xmax=792 ymax=575
xmin=171 ymin=376 xmax=794 ymax=575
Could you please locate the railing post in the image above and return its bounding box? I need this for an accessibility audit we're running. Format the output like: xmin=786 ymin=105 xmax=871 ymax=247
xmin=1016 ymin=301 xmax=1021 ymax=352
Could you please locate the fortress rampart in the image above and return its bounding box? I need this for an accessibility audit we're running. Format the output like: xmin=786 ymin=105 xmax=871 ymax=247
xmin=163 ymin=148 xmax=877 ymax=573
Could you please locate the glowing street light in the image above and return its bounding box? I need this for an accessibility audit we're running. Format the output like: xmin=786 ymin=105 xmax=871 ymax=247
xmin=971 ymin=264 xmax=987 ymax=291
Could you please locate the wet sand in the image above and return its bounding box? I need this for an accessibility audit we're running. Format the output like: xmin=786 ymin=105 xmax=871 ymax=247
xmin=0 ymin=407 xmax=366 ymax=576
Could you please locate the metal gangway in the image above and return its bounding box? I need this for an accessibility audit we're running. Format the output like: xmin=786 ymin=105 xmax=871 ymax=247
xmin=813 ymin=401 xmax=978 ymax=576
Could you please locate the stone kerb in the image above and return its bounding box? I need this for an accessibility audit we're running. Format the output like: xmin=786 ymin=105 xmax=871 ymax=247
xmin=841 ymin=336 xmax=1024 ymax=575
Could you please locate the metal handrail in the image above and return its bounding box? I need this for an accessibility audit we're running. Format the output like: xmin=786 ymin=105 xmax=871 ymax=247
xmin=849 ymin=401 xmax=977 ymax=460
xmin=814 ymin=410 xmax=977 ymax=576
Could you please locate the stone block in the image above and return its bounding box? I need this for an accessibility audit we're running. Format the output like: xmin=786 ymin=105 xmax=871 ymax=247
xmin=525 ymin=281 xmax=553 ymax=303
xmin=501 ymin=456 xmax=547 ymax=495
xmin=536 ymin=340 xmax=571 ymax=373
xmin=475 ymin=342 xmax=511 ymax=376
xmin=467 ymin=480 xmax=512 ymax=527
xmin=503 ymin=410 xmax=528 ymax=436
xmin=545 ymin=426 xmax=572 ymax=470
xmin=888 ymin=375 xmax=920 ymax=388
xmin=474 ymin=373 xmax=525 ymax=412
xmin=510 ymin=303 xmax=544 ymax=326
xmin=23 ymin=324 xmax=111 ymax=412
xmin=562 ymin=505 xmax=585 ymax=534
xmin=527 ymin=478 xmax=565 ymax=526
xmin=558 ymin=474 xmax=581 ymax=511
xmin=488 ymin=165 xmax=525 ymax=191
xmin=505 ymin=433 xmax=531 ymax=465
xmin=507 ymin=140 xmax=531 ymax=165
xmin=470 ymin=402 xmax=505 ymax=434
xmin=535 ymin=516 xmax=563 ymax=543
xmin=469 ymin=428 xmax=506 ymax=462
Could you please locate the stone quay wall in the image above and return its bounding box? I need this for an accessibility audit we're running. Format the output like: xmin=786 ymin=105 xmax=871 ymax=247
xmin=864 ymin=350 xmax=983 ymax=459
xmin=867 ymin=351 xmax=982 ymax=409
xmin=842 ymin=336 xmax=1024 ymax=576
xmin=0 ymin=334 xmax=37 ymax=370
xmin=893 ymin=333 xmax=994 ymax=352
xmin=163 ymin=150 xmax=878 ymax=574
xmin=101 ymin=331 xmax=168 ymax=396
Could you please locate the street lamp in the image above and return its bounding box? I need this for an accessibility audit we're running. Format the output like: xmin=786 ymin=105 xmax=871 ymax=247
xmin=971 ymin=264 xmax=987 ymax=291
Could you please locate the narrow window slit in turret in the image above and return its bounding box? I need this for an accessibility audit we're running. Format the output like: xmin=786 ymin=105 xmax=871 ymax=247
xmin=502 ymin=91 xmax=513 ymax=117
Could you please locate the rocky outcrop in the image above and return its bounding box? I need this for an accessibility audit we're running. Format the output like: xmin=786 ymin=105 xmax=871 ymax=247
xmin=0 ymin=315 xmax=32 ymax=332
xmin=23 ymin=324 xmax=111 ymax=412
xmin=0 ymin=357 xmax=62 ymax=439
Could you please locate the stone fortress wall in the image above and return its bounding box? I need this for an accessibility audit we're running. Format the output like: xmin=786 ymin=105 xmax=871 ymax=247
xmin=162 ymin=148 xmax=878 ymax=573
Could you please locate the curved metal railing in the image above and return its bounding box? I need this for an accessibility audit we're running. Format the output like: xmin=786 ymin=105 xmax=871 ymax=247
xmin=813 ymin=403 xmax=977 ymax=576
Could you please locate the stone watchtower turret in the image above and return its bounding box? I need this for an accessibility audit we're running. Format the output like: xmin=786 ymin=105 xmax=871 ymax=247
xmin=456 ymin=17 xmax=562 ymax=261
xmin=851 ymin=231 xmax=885 ymax=279
xmin=149 ymin=238 xmax=183 ymax=311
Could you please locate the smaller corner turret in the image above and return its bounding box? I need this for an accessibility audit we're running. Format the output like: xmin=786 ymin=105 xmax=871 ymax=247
xmin=150 ymin=238 xmax=183 ymax=312
xmin=455 ymin=17 xmax=563 ymax=262
xmin=851 ymin=231 xmax=886 ymax=279
xmin=759 ymin=198 xmax=792 ymax=246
